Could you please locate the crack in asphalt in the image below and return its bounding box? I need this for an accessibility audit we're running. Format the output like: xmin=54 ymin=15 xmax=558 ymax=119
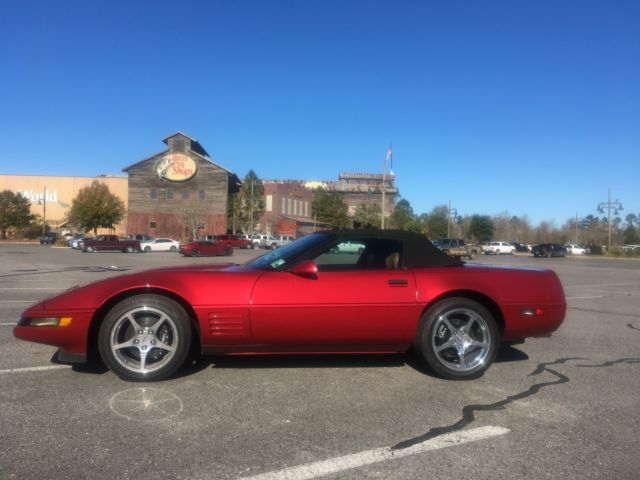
xmin=569 ymin=306 xmax=640 ymax=319
xmin=390 ymin=356 xmax=640 ymax=451
xmin=0 ymin=265 xmax=132 ymax=278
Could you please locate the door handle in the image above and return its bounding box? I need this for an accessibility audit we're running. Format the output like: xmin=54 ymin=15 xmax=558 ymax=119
xmin=388 ymin=279 xmax=408 ymax=287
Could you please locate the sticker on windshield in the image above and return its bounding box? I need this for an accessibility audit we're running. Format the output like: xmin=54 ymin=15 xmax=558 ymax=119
xmin=270 ymin=259 xmax=286 ymax=269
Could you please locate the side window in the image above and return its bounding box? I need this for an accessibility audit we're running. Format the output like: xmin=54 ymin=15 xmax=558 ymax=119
xmin=314 ymin=238 xmax=404 ymax=271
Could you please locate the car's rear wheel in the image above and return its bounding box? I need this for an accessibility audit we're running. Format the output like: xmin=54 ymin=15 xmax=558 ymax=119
xmin=191 ymin=249 xmax=200 ymax=257
xmin=415 ymin=297 xmax=498 ymax=380
xmin=125 ymin=246 xmax=134 ymax=253
xmin=223 ymin=246 xmax=233 ymax=256
xmin=85 ymin=246 xmax=94 ymax=253
xmin=144 ymin=246 xmax=151 ymax=252
xmin=169 ymin=246 xmax=177 ymax=252
xmin=98 ymin=294 xmax=192 ymax=381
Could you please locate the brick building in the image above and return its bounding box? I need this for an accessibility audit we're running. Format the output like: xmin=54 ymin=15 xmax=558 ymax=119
xmin=259 ymin=180 xmax=315 ymax=237
xmin=123 ymin=132 xmax=239 ymax=239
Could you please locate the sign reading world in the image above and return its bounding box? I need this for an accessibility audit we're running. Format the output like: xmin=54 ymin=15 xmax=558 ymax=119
xmin=155 ymin=154 xmax=197 ymax=182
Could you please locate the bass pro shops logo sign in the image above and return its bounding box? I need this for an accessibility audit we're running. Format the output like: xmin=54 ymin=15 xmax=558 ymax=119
xmin=154 ymin=154 xmax=197 ymax=182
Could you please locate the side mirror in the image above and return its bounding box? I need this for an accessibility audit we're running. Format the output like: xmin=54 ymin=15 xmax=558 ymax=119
xmin=290 ymin=260 xmax=318 ymax=280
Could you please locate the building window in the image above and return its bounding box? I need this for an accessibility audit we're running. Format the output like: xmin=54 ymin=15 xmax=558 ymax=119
xmin=150 ymin=188 xmax=157 ymax=199
xmin=287 ymin=198 xmax=292 ymax=215
xmin=199 ymin=189 xmax=205 ymax=201
xmin=149 ymin=221 xmax=157 ymax=228
xmin=293 ymin=200 xmax=298 ymax=216
xmin=182 ymin=190 xmax=190 ymax=200
xmin=304 ymin=201 xmax=309 ymax=217
xmin=266 ymin=195 xmax=273 ymax=212
xmin=166 ymin=189 xmax=173 ymax=200
xmin=281 ymin=198 xmax=286 ymax=214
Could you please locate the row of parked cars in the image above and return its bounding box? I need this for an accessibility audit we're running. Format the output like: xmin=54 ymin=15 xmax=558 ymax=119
xmin=433 ymin=238 xmax=594 ymax=260
xmin=57 ymin=233 xmax=296 ymax=256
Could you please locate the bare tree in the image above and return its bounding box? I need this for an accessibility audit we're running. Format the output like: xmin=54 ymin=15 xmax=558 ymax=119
xmin=178 ymin=200 xmax=208 ymax=240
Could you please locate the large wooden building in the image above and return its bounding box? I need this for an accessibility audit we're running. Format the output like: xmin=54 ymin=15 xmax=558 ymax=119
xmin=123 ymin=132 xmax=240 ymax=239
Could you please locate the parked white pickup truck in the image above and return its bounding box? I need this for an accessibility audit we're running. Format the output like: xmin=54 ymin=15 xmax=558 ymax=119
xmin=482 ymin=241 xmax=516 ymax=255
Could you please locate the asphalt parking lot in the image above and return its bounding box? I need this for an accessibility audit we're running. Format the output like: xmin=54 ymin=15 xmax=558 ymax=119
xmin=1 ymin=244 xmax=638 ymax=480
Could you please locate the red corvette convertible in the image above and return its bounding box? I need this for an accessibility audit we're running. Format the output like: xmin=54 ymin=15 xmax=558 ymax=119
xmin=15 ymin=230 xmax=566 ymax=381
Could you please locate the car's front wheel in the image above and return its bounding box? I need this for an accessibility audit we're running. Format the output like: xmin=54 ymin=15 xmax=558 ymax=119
xmin=144 ymin=246 xmax=152 ymax=252
xmin=415 ymin=297 xmax=498 ymax=380
xmin=98 ymin=294 xmax=192 ymax=381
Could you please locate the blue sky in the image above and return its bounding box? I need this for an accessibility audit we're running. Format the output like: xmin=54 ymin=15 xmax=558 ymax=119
xmin=1 ymin=1 xmax=638 ymax=225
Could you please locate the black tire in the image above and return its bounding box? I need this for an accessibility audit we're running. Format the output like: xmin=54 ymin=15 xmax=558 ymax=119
xmin=192 ymin=249 xmax=200 ymax=257
xmin=546 ymin=251 xmax=552 ymax=258
xmin=98 ymin=294 xmax=192 ymax=381
xmin=223 ymin=246 xmax=233 ymax=256
xmin=85 ymin=245 xmax=94 ymax=253
xmin=169 ymin=246 xmax=177 ymax=252
xmin=144 ymin=246 xmax=151 ymax=252
xmin=415 ymin=297 xmax=498 ymax=380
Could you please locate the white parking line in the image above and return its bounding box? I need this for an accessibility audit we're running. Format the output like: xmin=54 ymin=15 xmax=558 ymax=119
xmin=0 ymin=322 xmax=16 ymax=326
xmin=0 ymin=301 xmax=37 ymax=303
xmin=0 ymin=365 xmax=71 ymax=375
xmin=238 ymin=425 xmax=509 ymax=480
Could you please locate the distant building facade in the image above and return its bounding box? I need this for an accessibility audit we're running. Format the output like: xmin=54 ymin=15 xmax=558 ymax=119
xmin=259 ymin=180 xmax=315 ymax=237
xmin=0 ymin=174 xmax=128 ymax=234
xmin=305 ymin=172 xmax=398 ymax=216
xmin=257 ymin=172 xmax=398 ymax=237
xmin=123 ymin=132 xmax=240 ymax=239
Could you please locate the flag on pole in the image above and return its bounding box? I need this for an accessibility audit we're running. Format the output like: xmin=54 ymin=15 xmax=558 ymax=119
xmin=385 ymin=145 xmax=393 ymax=173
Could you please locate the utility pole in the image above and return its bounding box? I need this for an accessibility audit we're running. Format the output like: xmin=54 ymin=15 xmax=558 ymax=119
xmin=42 ymin=186 xmax=47 ymax=236
xmin=249 ymin=181 xmax=254 ymax=234
xmin=597 ymin=188 xmax=623 ymax=252
xmin=447 ymin=200 xmax=458 ymax=237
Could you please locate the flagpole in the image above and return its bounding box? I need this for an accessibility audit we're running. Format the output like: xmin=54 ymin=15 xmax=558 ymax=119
xmin=381 ymin=145 xmax=392 ymax=230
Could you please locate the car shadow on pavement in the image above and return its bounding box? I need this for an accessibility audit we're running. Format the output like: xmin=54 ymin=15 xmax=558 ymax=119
xmin=190 ymin=353 xmax=410 ymax=371
xmin=495 ymin=345 xmax=529 ymax=363
xmin=182 ymin=346 xmax=529 ymax=379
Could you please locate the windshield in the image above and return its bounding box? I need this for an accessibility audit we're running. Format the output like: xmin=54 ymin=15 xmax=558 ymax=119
xmin=244 ymin=233 xmax=331 ymax=270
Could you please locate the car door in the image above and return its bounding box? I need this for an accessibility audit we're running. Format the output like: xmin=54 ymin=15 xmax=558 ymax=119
xmin=249 ymin=238 xmax=419 ymax=351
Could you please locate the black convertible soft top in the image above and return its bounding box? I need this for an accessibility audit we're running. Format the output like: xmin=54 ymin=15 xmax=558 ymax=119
xmin=318 ymin=229 xmax=463 ymax=268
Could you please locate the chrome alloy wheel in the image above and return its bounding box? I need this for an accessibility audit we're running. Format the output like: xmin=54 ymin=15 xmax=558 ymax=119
xmin=109 ymin=306 xmax=179 ymax=375
xmin=431 ymin=308 xmax=491 ymax=372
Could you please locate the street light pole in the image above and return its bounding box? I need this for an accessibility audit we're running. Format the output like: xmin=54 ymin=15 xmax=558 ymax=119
xmin=597 ymin=188 xmax=623 ymax=252
xmin=574 ymin=212 xmax=583 ymax=245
